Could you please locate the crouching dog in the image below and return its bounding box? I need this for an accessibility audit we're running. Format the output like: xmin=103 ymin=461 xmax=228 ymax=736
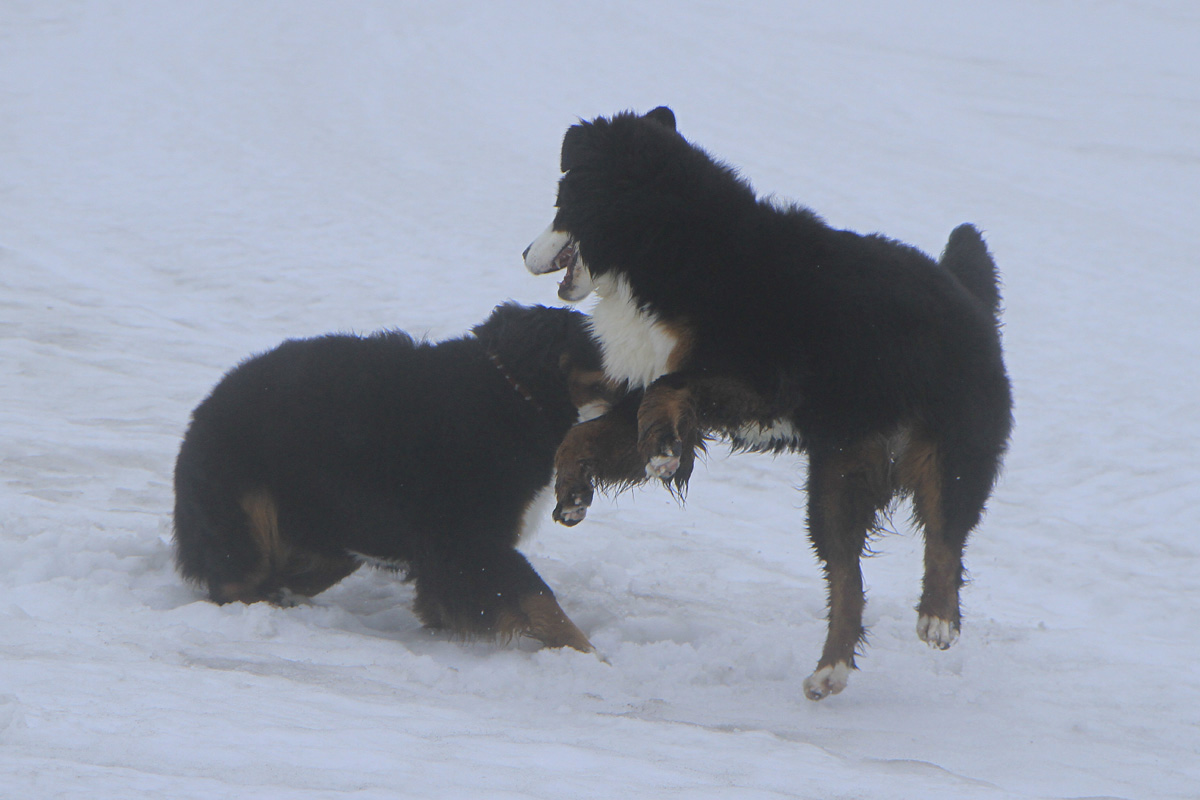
xmin=173 ymin=303 xmax=616 ymax=652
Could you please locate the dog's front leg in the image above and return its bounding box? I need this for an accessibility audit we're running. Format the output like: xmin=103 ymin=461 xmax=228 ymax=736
xmin=553 ymin=391 xmax=645 ymax=526
xmin=552 ymin=422 xmax=603 ymax=526
xmin=638 ymin=373 xmax=782 ymax=481
xmin=636 ymin=376 xmax=701 ymax=486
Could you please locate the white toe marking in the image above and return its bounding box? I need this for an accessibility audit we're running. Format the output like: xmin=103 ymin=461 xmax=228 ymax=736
xmin=917 ymin=615 xmax=959 ymax=650
xmin=646 ymin=454 xmax=680 ymax=479
xmin=803 ymin=662 xmax=851 ymax=701
xmin=557 ymin=505 xmax=588 ymax=524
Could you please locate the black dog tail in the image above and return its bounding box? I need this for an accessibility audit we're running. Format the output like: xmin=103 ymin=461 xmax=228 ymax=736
xmin=940 ymin=224 xmax=1002 ymax=320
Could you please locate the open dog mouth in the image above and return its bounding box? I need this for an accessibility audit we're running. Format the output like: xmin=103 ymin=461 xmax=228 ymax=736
xmin=523 ymin=225 xmax=595 ymax=301
xmin=550 ymin=239 xmax=578 ymax=274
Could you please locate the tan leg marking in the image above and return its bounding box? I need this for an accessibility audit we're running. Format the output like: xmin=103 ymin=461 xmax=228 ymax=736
xmin=898 ymin=435 xmax=961 ymax=648
xmin=211 ymin=489 xmax=282 ymax=603
xmin=515 ymin=593 xmax=594 ymax=653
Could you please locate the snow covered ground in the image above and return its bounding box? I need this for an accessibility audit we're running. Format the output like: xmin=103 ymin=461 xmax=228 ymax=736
xmin=2 ymin=2 xmax=1198 ymax=797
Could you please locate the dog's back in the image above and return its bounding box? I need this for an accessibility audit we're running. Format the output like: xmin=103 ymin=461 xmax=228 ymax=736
xmin=173 ymin=329 xmax=442 ymax=601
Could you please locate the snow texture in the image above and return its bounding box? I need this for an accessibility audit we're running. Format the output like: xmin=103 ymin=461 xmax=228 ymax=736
xmin=2 ymin=2 xmax=1198 ymax=798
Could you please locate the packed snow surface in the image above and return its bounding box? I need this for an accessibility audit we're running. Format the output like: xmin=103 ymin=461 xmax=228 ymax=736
xmin=2 ymin=2 xmax=1198 ymax=798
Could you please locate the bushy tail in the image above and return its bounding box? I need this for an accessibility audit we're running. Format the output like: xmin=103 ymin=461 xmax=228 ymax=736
xmin=940 ymin=224 xmax=1002 ymax=320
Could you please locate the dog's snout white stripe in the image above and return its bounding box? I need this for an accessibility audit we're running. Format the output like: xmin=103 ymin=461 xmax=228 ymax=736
xmin=524 ymin=225 xmax=572 ymax=275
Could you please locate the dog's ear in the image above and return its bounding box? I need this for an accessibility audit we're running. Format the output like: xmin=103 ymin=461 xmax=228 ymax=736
xmin=561 ymin=123 xmax=596 ymax=172
xmin=644 ymin=106 xmax=676 ymax=131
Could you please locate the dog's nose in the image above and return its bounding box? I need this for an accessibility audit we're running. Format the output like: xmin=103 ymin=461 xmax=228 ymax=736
xmin=522 ymin=243 xmax=531 ymax=260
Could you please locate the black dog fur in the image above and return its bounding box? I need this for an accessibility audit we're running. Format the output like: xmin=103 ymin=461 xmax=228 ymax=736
xmin=173 ymin=303 xmax=613 ymax=652
xmin=525 ymin=107 xmax=1014 ymax=698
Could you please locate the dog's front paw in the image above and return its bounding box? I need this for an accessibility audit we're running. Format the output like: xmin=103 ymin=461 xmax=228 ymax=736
xmin=553 ymin=474 xmax=594 ymax=527
xmin=639 ymin=428 xmax=684 ymax=480
xmin=646 ymin=449 xmax=681 ymax=479
xmin=553 ymin=492 xmax=591 ymax=526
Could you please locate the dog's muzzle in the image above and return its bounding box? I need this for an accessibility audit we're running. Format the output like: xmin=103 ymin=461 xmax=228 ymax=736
xmin=523 ymin=224 xmax=594 ymax=301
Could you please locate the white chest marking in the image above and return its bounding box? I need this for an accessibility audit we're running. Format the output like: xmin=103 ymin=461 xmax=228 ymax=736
xmin=516 ymin=485 xmax=555 ymax=544
xmin=588 ymin=273 xmax=679 ymax=389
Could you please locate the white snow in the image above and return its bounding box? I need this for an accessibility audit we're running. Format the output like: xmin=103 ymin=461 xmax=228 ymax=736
xmin=2 ymin=2 xmax=1198 ymax=798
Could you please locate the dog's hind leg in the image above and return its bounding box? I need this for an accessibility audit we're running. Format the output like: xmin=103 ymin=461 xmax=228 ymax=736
xmin=802 ymin=441 xmax=892 ymax=701
xmin=192 ymin=488 xmax=284 ymax=604
xmin=901 ymin=434 xmax=999 ymax=649
xmin=188 ymin=488 xmax=359 ymax=604
xmin=900 ymin=437 xmax=959 ymax=648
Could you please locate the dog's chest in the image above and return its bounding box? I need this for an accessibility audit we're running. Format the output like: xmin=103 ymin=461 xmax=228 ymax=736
xmin=589 ymin=273 xmax=680 ymax=389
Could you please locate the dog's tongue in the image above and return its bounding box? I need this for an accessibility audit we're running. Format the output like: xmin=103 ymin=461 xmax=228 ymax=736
xmin=552 ymin=240 xmax=578 ymax=274
xmin=546 ymin=238 xmax=593 ymax=301
xmin=554 ymin=241 xmax=579 ymax=292
xmin=559 ymin=253 xmax=577 ymax=292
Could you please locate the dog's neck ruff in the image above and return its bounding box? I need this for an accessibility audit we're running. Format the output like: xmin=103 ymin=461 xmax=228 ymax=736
xmin=588 ymin=273 xmax=679 ymax=390
xmin=487 ymin=352 xmax=544 ymax=414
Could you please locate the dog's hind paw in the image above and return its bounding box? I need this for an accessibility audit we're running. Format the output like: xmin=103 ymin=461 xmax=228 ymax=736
xmin=917 ymin=615 xmax=960 ymax=650
xmin=802 ymin=662 xmax=851 ymax=701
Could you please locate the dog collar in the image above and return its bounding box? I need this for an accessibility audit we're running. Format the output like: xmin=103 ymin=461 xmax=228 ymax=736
xmin=487 ymin=352 xmax=545 ymax=415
